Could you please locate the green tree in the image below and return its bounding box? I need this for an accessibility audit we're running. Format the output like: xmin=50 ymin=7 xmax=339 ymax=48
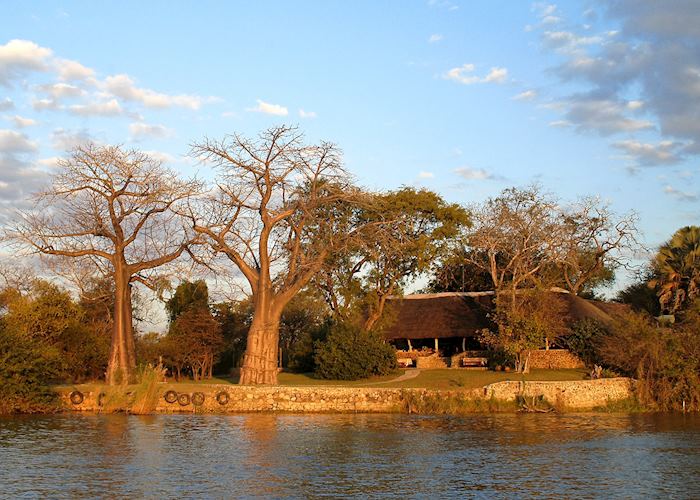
xmin=651 ymin=226 xmax=700 ymax=314
xmin=165 ymin=280 xmax=210 ymax=322
xmin=316 ymin=187 xmax=470 ymax=330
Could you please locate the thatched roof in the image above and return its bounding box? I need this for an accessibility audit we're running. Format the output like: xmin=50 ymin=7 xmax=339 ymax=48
xmin=381 ymin=291 xmax=628 ymax=341
xmin=382 ymin=293 xmax=494 ymax=340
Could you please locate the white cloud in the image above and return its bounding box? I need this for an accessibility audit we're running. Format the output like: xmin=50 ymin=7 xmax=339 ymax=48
xmin=454 ymin=166 xmax=498 ymax=180
xmin=418 ymin=171 xmax=435 ymax=179
xmin=513 ymin=89 xmax=538 ymax=101
xmin=37 ymin=156 xmax=62 ymax=168
xmin=663 ymin=185 xmax=698 ymax=202
xmin=612 ymin=140 xmax=684 ymax=166
xmin=11 ymin=115 xmax=37 ymax=128
xmin=248 ymin=99 xmax=288 ymax=116
xmin=483 ymin=67 xmax=508 ymax=83
xmin=0 ymin=98 xmax=13 ymax=111
xmin=55 ymin=58 xmax=95 ymax=82
xmin=548 ymin=120 xmax=572 ymax=128
xmin=129 ymin=122 xmax=172 ymax=140
xmin=0 ymin=39 xmax=52 ymax=85
xmin=428 ymin=34 xmax=444 ymax=43
xmin=69 ymin=98 xmax=123 ymax=117
xmin=32 ymin=98 xmax=61 ymax=111
xmin=103 ymin=74 xmax=207 ymax=110
xmin=563 ymin=98 xmax=654 ymax=135
xmin=0 ymin=129 xmax=37 ymax=152
xmin=444 ymin=64 xmax=508 ymax=85
xmin=51 ymin=128 xmax=93 ymax=151
xmin=142 ymin=150 xmax=177 ymax=164
xmin=36 ymin=82 xmax=85 ymax=99
xmin=444 ymin=64 xmax=479 ymax=84
xmin=299 ymin=108 xmax=317 ymax=119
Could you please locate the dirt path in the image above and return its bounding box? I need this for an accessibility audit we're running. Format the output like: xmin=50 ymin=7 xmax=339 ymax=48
xmin=366 ymin=368 xmax=421 ymax=385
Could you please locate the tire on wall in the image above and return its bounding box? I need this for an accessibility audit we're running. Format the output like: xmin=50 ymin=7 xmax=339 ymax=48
xmin=215 ymin=391 xmax=230 ymax=406
xmin=164 ymin=390 xmax=178 ymax=404
xmin=69 ymin=391 xmax=84 ymax=405
xmin=177 ymin=393 xmax=191 ymax=406
xmin=191 ymin=392 xmax=205 ymax=406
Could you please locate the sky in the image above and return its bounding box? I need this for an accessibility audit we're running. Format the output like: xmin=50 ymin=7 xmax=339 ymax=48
xmin=1 ymin=0 xmax=699 ymax=284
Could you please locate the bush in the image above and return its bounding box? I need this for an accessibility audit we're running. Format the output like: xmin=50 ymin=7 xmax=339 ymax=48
xmin=0 ymin=327 xmax=61 ymax=414
xmin=287 ymin=330 xmax=316 ymax=373
xmin=313 ymin=322 xmax=396 ymax=380
xmin=597 ymin=311 xmax=700 ymax=411
xmin=566 ymin=318 xmax=608 ymax=367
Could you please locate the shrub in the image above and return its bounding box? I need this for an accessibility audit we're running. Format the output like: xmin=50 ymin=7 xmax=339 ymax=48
xmin=566 ymin=318 xmax=608 ymax=367
xmin=287 ymin=330 xmax=316 ymax=373
xmin=597 ymin=311 xmax=700 ymax=411
xmin=0 ymin=327 xmax=61 ymax=414
xmin=313 ymin=322 xmax=396 ymax=380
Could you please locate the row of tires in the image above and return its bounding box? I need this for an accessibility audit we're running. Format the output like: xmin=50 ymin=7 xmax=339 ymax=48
xmin=67 ymin=390 xmax=232 ymax=407
xmin=69 ymin=390 xmax=111 ymax=406
xmin=163 ymin=390 xmax=230 ymax=406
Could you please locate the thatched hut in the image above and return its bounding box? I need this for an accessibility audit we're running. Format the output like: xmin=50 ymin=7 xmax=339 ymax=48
xmin=381 ymin=290 xmax=627 ymax=355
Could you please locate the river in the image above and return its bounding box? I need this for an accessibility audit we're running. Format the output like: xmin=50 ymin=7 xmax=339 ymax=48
xmin=1 ymin=413 xmax=699 ymax=498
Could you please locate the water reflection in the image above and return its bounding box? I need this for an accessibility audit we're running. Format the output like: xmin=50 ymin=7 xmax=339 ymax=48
xmin=1 ymin=413 xmax=699 ymax=498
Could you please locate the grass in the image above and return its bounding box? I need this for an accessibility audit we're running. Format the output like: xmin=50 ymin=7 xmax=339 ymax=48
xmin=167 ymin=370 xmax=404 ymax=391
xmin=58 ymin=368 xmax=588 ymax=394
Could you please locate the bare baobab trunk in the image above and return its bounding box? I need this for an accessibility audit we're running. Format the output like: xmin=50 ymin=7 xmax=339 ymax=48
xmin=106 ymin=268 xmax=137 ymax=384
xmin=239 ymin=297 xmax=282 ymax=385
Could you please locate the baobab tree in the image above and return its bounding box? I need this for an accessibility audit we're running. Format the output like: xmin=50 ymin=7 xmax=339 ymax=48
xmin=190 ymin=126 xmax=378 ymax=385
xmin=8 ymin=144 xmax=200 ymax=384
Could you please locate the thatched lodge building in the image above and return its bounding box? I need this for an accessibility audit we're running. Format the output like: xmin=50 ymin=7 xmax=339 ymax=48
xmin=381 ymin=290 xmax=627 ymax=368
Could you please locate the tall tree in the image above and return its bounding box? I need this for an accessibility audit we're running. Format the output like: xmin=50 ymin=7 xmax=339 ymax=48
xmin=315 ymin=187 xmax=470 ymax=330
xmin=8 ymin=144 xmax=200 ymax=384
xmin=558 ymin=197 xmax=639 ymax=295
xmin=465 ymin=185 xmax=565 ymax=302
xmin=190 ymin=126 xmax=377 ymax=385
xmin=651 ymin=226 xmax=700 ymax=314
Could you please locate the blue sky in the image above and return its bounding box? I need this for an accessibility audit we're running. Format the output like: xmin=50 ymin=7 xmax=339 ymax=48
xmin=1 ymin=0 xmax=699 ymax=259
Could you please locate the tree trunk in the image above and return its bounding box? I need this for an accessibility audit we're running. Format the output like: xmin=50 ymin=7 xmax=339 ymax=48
xmin=106 ymin=270 xmax=136 ymax=385
xmin=239 ymin=307 xmax=281 ymax=385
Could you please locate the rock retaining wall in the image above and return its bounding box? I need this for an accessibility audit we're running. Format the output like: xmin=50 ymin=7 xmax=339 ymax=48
xmin=60 ymin=378 xmax=634 ymax=414
xmin=528 ymin=349 xmax=585 ymax=369
xmin=484 ymin=378 xmax=634 ymax=409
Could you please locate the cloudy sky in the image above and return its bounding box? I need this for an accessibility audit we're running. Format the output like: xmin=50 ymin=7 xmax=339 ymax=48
xmin=1 ymin=0 xmax=699 ymax=254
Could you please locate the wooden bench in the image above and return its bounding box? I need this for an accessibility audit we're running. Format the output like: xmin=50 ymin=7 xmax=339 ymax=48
xmin=461 ymin=357 xmax=488 ymax=368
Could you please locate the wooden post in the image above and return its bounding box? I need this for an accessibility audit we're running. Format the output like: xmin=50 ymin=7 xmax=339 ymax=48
xmin=434 ymin=338 xmax=439 ymax=352
xmin=407 ymin=339 xmax=413 ymax=352
xmin=462 ymin=337 xmax=466 ymax=352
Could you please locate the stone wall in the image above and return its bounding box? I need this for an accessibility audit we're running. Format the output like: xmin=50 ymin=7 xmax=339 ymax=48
xmin=484 ymin=378 xmax=634 ymax=409
xmin=528 ymin=349 xmax=585 ymax=369
xmin=415 ymin=355 xmax=449 ymax=369
xmin=60 ymin=377 xmax=633 ymax=414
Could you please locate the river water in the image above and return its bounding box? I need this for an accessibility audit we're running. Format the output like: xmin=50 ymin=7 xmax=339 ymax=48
xmin=1 ymin=413 xmax=699 ymax=499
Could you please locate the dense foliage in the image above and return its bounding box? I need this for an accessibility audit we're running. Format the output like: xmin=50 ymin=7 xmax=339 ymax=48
xmin=597 ymin=308 xmax=700 ymax=411
xmin=0 ymin=327 xmax=61 ymax=413
xmin=313 ymin=322 xmax=396 ymax=380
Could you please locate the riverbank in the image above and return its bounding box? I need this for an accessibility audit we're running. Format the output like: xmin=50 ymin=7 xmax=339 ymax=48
xmin=56 ymin=377 xmax=636 ymax=414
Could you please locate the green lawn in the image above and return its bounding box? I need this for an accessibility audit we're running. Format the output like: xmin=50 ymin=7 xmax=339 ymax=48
xmin=170 ymin=371 xmax=404 ymax=390
xmin=60 ymin=368 xmax=588 ymax=393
